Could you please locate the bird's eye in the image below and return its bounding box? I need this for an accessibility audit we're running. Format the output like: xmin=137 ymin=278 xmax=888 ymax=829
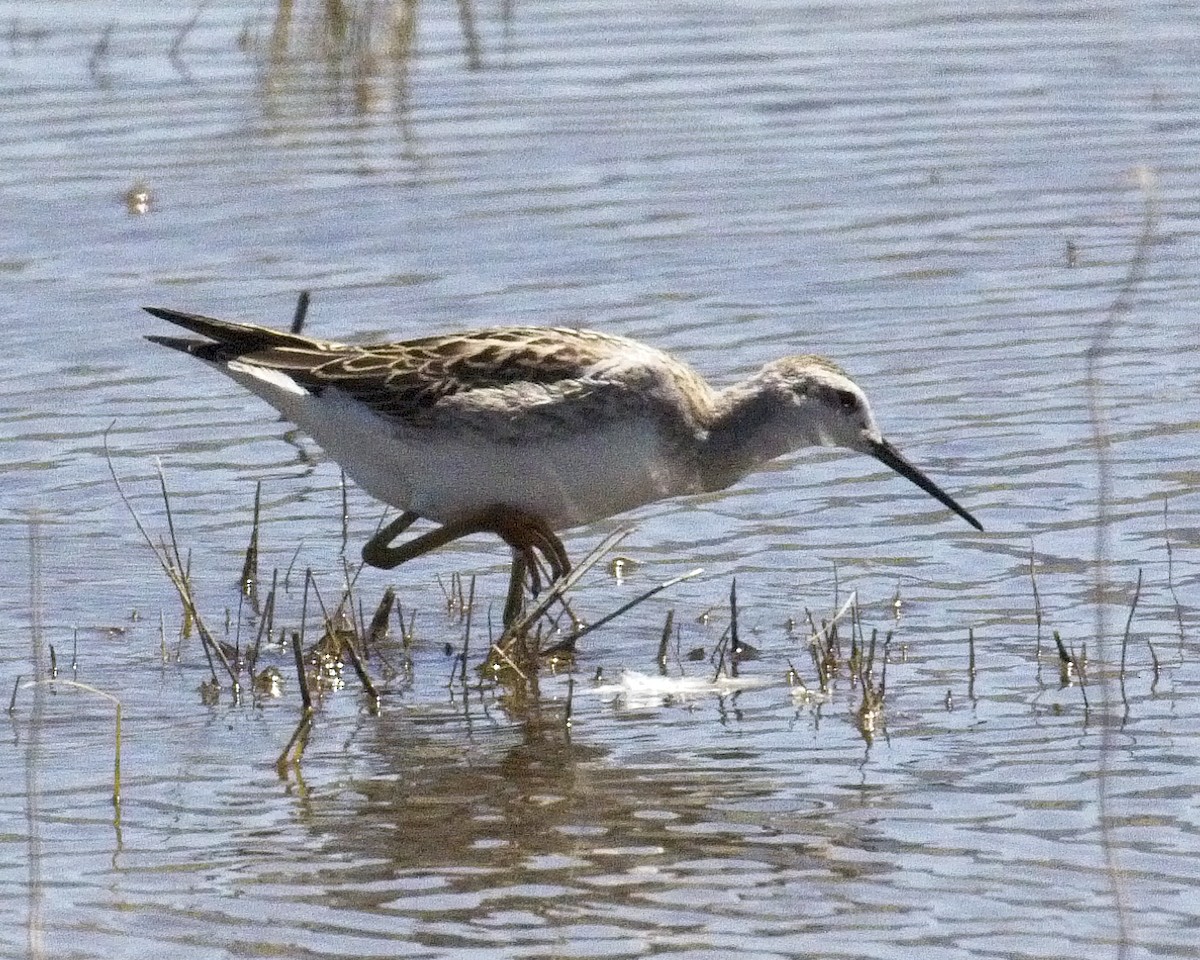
xmin=835 ymin=389 xmax=858 ymax=411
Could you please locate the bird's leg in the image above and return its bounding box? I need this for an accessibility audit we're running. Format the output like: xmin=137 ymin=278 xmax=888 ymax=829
xmin=361 ymin=512 xmax=420 ymax=568
xmin=360 ymin=506 xmax=572 ymax=590
xmin=362 ymin=511 xmax=487 ymax=570
xmin=502 ymin=550 xmax=528 ymax=628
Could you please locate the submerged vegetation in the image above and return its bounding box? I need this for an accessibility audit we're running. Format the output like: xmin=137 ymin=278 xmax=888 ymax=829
xmin=9 ymin=424 xmax=1183 ymax=805
xmin=90 ymin=430 xmax=972 ymax=766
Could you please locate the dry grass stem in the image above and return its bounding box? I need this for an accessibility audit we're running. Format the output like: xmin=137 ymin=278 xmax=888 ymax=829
xmin=1120 ymin=568 xmax=1143 ymax=679
xmin=276 ymin=706 xmax=314 ymax=775
xmin=16 ymin=679 xmax=123 ymax=807
xmin=342 ymin=635 xmax=379 ymax=703
xmin=367 ymin=587 xmax=396 ymax=645
xmin=807 ymin=592 xmax=857 ymax=649
xmin=496 ymin=528 xmax=631 ymax=655
xmin=103 ymin=427 xmax=237 ymax=687
xmin=708 ymin=623 xmax=733 ymax=682
xmin=240 ymin=480 xmax=262 ymax=599
xmin=570 ymin=566 xmax=703 ymax=647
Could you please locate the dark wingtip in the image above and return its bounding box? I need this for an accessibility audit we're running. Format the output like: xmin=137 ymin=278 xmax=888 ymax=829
xmin=145 ymin=333 xmax=206 ymax=355
xmin=143 ymin=306 xmax=195 ymax=324
xmin=143 ymin=305 xmax=316 ymax=356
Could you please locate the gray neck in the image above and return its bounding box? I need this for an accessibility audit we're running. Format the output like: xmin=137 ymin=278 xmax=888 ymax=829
xmin=699 ymin=380 xmax=797 ymax=492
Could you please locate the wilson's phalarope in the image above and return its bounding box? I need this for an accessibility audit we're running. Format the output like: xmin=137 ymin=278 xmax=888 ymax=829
xmin=145 ymin=306 xmax=981 ymax=622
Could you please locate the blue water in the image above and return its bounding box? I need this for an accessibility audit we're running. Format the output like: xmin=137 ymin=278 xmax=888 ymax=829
xmin=1 ymin=2 xmax=1197 ymax=958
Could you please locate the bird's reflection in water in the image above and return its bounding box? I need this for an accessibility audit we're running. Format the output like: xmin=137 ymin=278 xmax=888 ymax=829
xmin=287 ymin=697 xmax=893 ymax=928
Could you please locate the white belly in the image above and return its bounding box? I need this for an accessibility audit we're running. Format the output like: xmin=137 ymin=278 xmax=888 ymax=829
xmin=275 ymin=384 xmax=695 ymax=529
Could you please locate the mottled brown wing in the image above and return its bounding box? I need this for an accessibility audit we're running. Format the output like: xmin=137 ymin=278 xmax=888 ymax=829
xmin=146 ymin=307 xmax=667 ymax=423
xmin=257 ymin=327 xmax=644 ymax=422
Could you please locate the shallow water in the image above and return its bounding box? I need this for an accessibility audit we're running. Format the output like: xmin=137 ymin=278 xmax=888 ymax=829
xmin=2 ymin=1 xmax=1198 ymax=957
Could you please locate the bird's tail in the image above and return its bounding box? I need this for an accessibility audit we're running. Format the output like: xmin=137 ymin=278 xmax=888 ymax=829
xmin=143 ymin=306 xmax=337 ymax=360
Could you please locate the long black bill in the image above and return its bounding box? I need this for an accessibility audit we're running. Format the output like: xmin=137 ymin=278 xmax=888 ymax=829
xmin=868 ymin=438 xmax=983 ymax=531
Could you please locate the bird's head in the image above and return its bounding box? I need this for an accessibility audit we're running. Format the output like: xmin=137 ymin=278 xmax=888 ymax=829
xmin=753 ymin=356 xmax=982 ymax=530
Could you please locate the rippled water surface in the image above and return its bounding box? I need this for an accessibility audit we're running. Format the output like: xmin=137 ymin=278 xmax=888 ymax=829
xmin=2 ymin=2 xmax=1199 ymax=958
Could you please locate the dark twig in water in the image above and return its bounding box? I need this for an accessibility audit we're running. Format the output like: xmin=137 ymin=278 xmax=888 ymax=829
xmin=1163 ymin=500 xmax=1185 ymax=651
xmin=342 ymin=633 xmax=379 ymax=704
xmin=240 ymin=480 xmax=262 ymax=600
xmin=455 ymin=575 xmax=476 ymax=686
xmin=1053 ymin=630 xmax=1079 ymax=681
xmin=298 ymin=570 xmax=311 ymax=659
xmin=1119 ymin=569 xmax=1143 ymax=715
xmin=880 ymin=631 xmax=892 ymax=696
xmin=276 ymin=656 xmax=314 ymax=775
xmin=1053 ymin=630 xmax=1089 ymax=711
xmin=248 ymin=570 xmax=278 ymax=680
xmin=88 ymin=22 xmax=114 ymax=82
xmin=290 ymin=631 xmax=312 ymax=713
xmin=455 ymin=0 xmax=483 ymax=69
xmin=709 ymin=622 xmax=732 ymax=682
xmin=283 ymin=541 xmax=303 ymax=591
xmin=367 ymin=587 xmax=396 ymax=646
xmin=396 ymin=603 xmax=416 ymax=646
xmin=967 ymin=627 xmax=977 ymax=703
xmin=803 ymin=608 xmax=824 ymax=690
xmin=169 ymin=2 xmax=207 ymax=76
xmin=436 ymin=571 xmax=467 ymax=617
xmin=1120 ymin=569 xmax=1143 ymax=663
xmin=290 ymin=290 xmax=311 ymax=334
xmin=1147 ymin=640 xmax=1161 ymax=689
xmin=1029 ymin=542 xmax=1043 ymax=654
xmin=784 ymin=658 xmax=805 ymax=691
xmin=728 ymin=579 xmax=740 ymax=677
xmin=656 ymin=609 xmax=675 ymax=674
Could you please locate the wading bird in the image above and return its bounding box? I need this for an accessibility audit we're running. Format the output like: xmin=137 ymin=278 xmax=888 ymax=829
xmin=145 ymin=307 xmax=981 ymax=625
